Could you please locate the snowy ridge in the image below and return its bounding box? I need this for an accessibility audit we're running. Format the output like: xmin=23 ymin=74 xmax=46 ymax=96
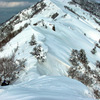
xmin=0 ymin=0 xmax=100 ymax=99
xmin=0 ymin=76 xmax=94 ymax=100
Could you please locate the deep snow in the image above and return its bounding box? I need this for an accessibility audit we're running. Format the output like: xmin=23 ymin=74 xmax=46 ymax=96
xmin=0 ymin=0 xmax=100 ymax=99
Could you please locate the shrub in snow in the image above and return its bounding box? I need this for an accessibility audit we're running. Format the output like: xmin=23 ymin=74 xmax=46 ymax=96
xmin=78 ymin=49 xmax=88 ymax=65
xmin=69 ymin=49 xmax=100 ymax=99
xmin=1 ymin=25 xmax=13 ymax=33
xmin=69 ymin=49 xmax=88 ymax=66
xmin=69 ymin=49 xmax=79 ymax=66
xmin=29 ymin=35 xmax=37 ymax=46
xmin=68 ymin=66 xmax=93 ymax=86
xmin=68 ymin=67 xmax=77 ymax=78
xmin=0 ymin=56 xmax=26 ymax=86
xmin=91 ymin=46 xmax=97 ymax=54
xmin=95 ymin=43 xmax=100 ymax=48
xmin=31 ymin=1 xmax=46 ymax=18
xmin=68 ymin=65 xmax=100 ymax=98
xmin=68 ymin=64 xmax=100 ymax=99
xmin=24 ymin=23 xmax=29 ymax=28
xmin=18 ymin=26 xmax=23 ymax=33
xmin=31 ymin=44 xmax=47 ymax=62
xmin=96 ymin=60 xmax=100 ymax=68
xmin=0 ymin=31 xmax=4 ymax=40
xmin=79 ymin=74 xmax=93 ymax=86
xmin=93 ymin=89 xmax=100 ymax=99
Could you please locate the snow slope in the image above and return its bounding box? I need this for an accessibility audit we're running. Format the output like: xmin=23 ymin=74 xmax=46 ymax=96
xmin=0 ymin=76 xmax=94 ymax=100
xmin=0 ymin=0 xmax=100 ymax=99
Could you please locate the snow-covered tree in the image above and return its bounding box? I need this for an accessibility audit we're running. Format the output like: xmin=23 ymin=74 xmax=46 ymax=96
xmin=31 ymin=44 xmax=47 ymax=62
xmin=29 ymin=34 xmax=37 ymax=46
xmin=69 ymin=49 xmax=79 ymax=66
xmin=69 ymin=49 xmax=88 ymax=66
xmin=78 ymin=49 xmax=88 ymax=65
xmin=0 ymin=57 xmax=26 ymax=86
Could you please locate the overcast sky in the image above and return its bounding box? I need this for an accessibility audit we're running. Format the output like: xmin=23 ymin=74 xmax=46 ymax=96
xmin=0 ymin=0 xmax=40 ymax=24
xmin=0 ymin=0 xmax=100 ymax=24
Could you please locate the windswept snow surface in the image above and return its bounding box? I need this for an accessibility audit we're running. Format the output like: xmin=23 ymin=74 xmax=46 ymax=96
xmin=0 ymin=0 xmax=100 ymax=99
xmin=0 ymin=76 xmax=94 ymax=100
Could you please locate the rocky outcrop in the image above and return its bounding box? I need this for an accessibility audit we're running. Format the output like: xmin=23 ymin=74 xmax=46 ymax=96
xmin=72 ymin=0 xmax=100 ymax=18
xmin=72 ymin=0 xmax=87 ymax=5
xmin=0 ymin=0 xmax=46 ymax=48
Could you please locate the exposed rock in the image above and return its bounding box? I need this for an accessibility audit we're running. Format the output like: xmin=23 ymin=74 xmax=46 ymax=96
xmin=52 ymin=25 xmax=55 ymax=31
xmin=0 ymin=0 xmax=46 ymax=48
xmin=72 ymin=0 xmax=100 ymax=18
xmin=51 ymin=12 xmax=59 ymax=19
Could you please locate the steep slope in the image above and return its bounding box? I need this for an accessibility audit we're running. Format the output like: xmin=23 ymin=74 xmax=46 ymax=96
xmin=72 ymin=0 xmax=100 ymax=18
xmin=0 ymin=0 xmax=100 ymax=99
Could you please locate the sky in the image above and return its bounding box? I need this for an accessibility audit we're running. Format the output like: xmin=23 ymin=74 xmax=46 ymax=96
xmin=0 ymin=0 xmax=100 ymax=25
xmin=0 ymin=0 xmax=40 ymax=24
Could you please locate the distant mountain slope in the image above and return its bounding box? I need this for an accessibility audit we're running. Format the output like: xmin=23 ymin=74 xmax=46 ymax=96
xmin=72 ymin=0 xmax=100 ymax=18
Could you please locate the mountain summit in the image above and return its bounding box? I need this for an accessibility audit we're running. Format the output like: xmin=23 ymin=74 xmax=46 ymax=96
xmin=0 ymin=0 xmax=100 ymax=100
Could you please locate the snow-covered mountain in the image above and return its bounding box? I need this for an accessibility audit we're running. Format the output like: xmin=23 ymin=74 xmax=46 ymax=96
xmin=72 ymin=0 xmax=100 ymax=18
xmin=0 ymin=0 xmax=100 ymax=100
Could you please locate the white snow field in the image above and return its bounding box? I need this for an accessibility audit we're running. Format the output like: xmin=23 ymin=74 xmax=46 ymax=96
xmin=0 ymin=76 xmax=94 ymax=100
xmin=0 ymin=0 xmax=100 ymax=99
